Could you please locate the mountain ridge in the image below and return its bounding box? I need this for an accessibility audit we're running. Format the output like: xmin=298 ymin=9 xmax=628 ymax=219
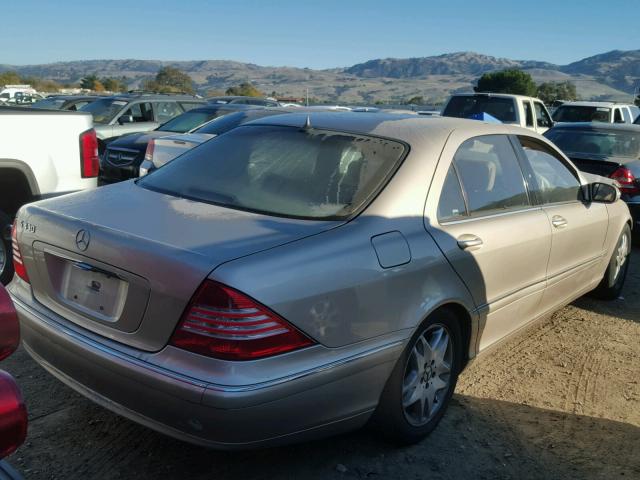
xmin=1 ymin=49 xmax=638 ymax=104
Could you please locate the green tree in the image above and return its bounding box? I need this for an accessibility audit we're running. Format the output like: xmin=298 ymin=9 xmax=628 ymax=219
xmin=0 ymin=71 xmax=23 ymax=85
xmin=405 ymin=95 xmax=424 ymax=105
xmin=143 ymin=67 xmax=194 ymax=94
xmin=101 ymin=77 xmax=128 ymax=93
xmin=475 ymin=69 xmax=538 ymax=96
xmin=536 ymin=81 xmax=578 ymax=104
xmin=225 ymin=82 xmax=263 ymax=97
xmin=80 ymin=74 xmax=102 ymax=90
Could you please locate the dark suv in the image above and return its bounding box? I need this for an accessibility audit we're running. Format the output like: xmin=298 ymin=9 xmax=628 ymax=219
xmin=79 ymin=92 xmax=205 ymax=152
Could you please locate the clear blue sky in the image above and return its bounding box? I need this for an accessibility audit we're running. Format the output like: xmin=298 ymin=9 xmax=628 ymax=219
xmin=3 ymin=0 xmax=639 ymax=67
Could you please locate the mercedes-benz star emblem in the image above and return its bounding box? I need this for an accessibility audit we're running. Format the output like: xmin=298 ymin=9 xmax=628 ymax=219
xmin=75 ymin=230 xmax=90 ymax=251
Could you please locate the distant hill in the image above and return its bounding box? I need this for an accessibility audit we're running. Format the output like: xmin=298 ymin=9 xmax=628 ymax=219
xmin=1 ymin=49 xmax=638 ymax=104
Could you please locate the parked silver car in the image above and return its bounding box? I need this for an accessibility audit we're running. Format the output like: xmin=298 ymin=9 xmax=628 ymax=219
xmin=9 ymin=113 xmax=632 ymax=449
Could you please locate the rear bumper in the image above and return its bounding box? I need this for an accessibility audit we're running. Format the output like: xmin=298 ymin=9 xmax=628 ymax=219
xmin=10 ymin=289 xmax=402 ymax=449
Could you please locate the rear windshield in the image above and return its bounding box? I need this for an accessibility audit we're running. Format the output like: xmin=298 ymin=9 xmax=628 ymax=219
xmin=157 ymin=109 xmax=223 ymax=133
xmin=545 ymin=128 xmax=640 ymax=158
xmin=80 ymin=98 xmax=127 ymax=124
xmin=195 ymin=110 xmax=287 ymax=135
xmin=139 ymin=125 xmax=406 ymax=219
xmin=552 ymin=106 xmax=611 ymax=123
xmin=442 ymin=96 xmax=517 ymax=123
xmin=31 ymin=98 xmax=67 ymax=109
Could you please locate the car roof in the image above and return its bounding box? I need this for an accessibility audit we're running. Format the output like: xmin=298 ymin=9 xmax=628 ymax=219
xmin=241 ymin=111 xmax=538 ymax=147
xmin=449 ymin=92 xmax=543 ymax=101
xmin=549 ymin=122 xmax=640 ymax=132
xmin=188 ymin=104 xmax=262 ymax=113
xmin=106 ymin=93 xmax=203 ymax=102
xmin=557 ymin=101 xmax=633 ymax=108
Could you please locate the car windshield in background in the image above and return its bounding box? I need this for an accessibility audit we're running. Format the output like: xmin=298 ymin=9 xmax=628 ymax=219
xmin=545 ymin=128 xmax=640 ymax=158
xmin=552 ymin=106 xmax=611 ymax=123
xmin=140 ymin=125 xmax=406 ymax=219
xmin=31 ymin=98 xmax=67 ymax=109
xmin=80 ymin=98 xmax=127 ymax=124
xmin=195 ymin=110 xmax=286 ymax=135
xmin=157 ymin=110 xmax=221 ymax=133
xmin=443 ymin=96 xmax=516 ymax=123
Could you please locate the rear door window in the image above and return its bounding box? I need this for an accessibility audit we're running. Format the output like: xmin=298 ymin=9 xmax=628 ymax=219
xmin=453 ymin=135 xmax=530 ymax=217
xmin=121 ymin=102 xmax=154 ymax=122
xmin=517 ymin=136 xmax=581 ymax=204
xmin=534 ymin=102 xmax=553 ymax=128
xmin=437 ymin=166 xmax=467 ymax=222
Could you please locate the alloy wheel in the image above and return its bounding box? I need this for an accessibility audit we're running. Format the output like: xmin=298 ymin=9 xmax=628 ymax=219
xmin=614 ymin=231 xmax=630 ymax=281
xmin=402 ymin=324 xmax=453 ymax=426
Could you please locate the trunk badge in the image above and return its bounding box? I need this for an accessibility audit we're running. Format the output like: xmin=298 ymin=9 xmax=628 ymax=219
xmin=75 ymin=230 xmax=91 ymax=251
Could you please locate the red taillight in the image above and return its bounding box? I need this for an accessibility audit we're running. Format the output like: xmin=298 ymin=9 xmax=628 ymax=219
xmin=0 ymin=371 xmax=27 ymax=458
xmin=144 ymin=139 xmax=155 ymax=162
xmin=79 ymin=128 xmax=99 ymax=178
xmin=610 ymin=167 xmax=640 ymax=196
xmin=0 ymin=286 xmax=19 ymax=362
xmin=170 ymin=281 xmax=314 ymax=360
xmin=11 ymin=221 xmax=29 ymax=284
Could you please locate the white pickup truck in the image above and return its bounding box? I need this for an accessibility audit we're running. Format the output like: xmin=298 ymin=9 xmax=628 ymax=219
xmin=0 ymin=107 xmax=98 ymax=283
xmin=441 ymin=93 xmax=554 ymax=134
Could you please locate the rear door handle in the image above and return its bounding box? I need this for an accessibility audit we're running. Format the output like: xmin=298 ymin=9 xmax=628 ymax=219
xmin=457 ymin=234 xmax=483 ymax=250
xmin=552 ymin=215 xmax=568 ymax=229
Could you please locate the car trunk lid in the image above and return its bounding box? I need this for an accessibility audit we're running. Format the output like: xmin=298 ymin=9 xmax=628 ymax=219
xmin=19 ymin=181 xmax=340 ymax=351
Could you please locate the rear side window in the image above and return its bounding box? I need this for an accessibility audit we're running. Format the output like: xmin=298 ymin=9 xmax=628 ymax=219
xmin=139 ymin=125 xmax=406 ymax=220
xmin=518 ymin=136 xmax=581 ymax=204
xmin=122 ymin=102 xmax=153 ymax=122
xmin=155 ymin=102 xmax=184 ymax=123
xmin=438 ymin=166 xmax=467 ymax=222
xmin=523 ymin=101 xmax=534 ymax=127
xmin=453 ymin=135 xmax=530 ymax=216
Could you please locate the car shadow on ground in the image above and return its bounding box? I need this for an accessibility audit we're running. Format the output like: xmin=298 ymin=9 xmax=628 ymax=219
xmin=571 ymin=245 xmax=640 ymax=324
xmin=8 ymin=353 xmax=640 ymax=480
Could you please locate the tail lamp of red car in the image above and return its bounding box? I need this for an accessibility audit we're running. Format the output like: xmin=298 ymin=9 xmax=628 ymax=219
xmin=11 ymin=221 xmax=29 ymax=284
xmin=610 ymin=166 xmax=640 ymax=196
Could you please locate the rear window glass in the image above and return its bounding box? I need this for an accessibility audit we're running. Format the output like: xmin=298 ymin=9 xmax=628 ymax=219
xmin=552 ymin=106 xmax=611 ymax=123
xmin=443 ymin=96 xmax=517 ymax=123
xmin=157 ymin=110 xmax=223 ymax=133
xmin=195 ymin=110 xmax=287 ymax=135
xmin=139 ymin=125 xmax=406 ymax=219
xmin=80 ymin=99 xmax=127 ymax=124
xmin=545 ymin=128 xmax=640 ymax=158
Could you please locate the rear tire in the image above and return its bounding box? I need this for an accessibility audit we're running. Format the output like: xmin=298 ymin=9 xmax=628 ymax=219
xmin=0 ymin=211 xmax=14 ymax=285
xmin=592 ymin=224 xmax=631 ymax=300
xmin=371 ymin=308 xmax=463 ymax=445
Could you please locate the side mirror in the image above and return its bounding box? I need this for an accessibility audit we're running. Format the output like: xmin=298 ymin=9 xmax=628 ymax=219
xmin=118 ymin=115 xmax=134 ymax=125
xmin=590 ymin=182 xmax=619 ymax=204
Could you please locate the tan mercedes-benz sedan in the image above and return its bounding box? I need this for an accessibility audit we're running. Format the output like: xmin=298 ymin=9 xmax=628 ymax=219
xmin=9 ymin=113 xmax=632 ymax=449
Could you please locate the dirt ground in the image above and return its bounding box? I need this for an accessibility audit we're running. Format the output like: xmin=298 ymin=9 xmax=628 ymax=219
xmin=3 ymin=249 xmax=639 ymax=480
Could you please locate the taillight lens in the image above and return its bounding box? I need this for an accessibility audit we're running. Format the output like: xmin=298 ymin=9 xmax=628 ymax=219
xmin=610 ymin=167 xmax=640 ymax=196
xmin=11 ymin=221 xmax=29 ymax=284
xmin=79 ymin=128 xmax=99 ymax=178
xmin=170 ymin=281 xmax=314 ymax=360
xmin=144 ymin=139 xmax=155 ymax=162
xmin=0 ymin=371 xmax=27 ymax=458
xmin=0 ymin=286 xmax=19 ymax=362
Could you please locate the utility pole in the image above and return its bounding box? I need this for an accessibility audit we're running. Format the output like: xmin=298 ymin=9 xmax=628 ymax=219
xmin=306 ymin=88 xmax=309 ymax=106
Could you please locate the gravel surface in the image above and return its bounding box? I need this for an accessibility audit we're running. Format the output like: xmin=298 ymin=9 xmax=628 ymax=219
xmin=3 ymin=249 xmax=639 ymax=480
